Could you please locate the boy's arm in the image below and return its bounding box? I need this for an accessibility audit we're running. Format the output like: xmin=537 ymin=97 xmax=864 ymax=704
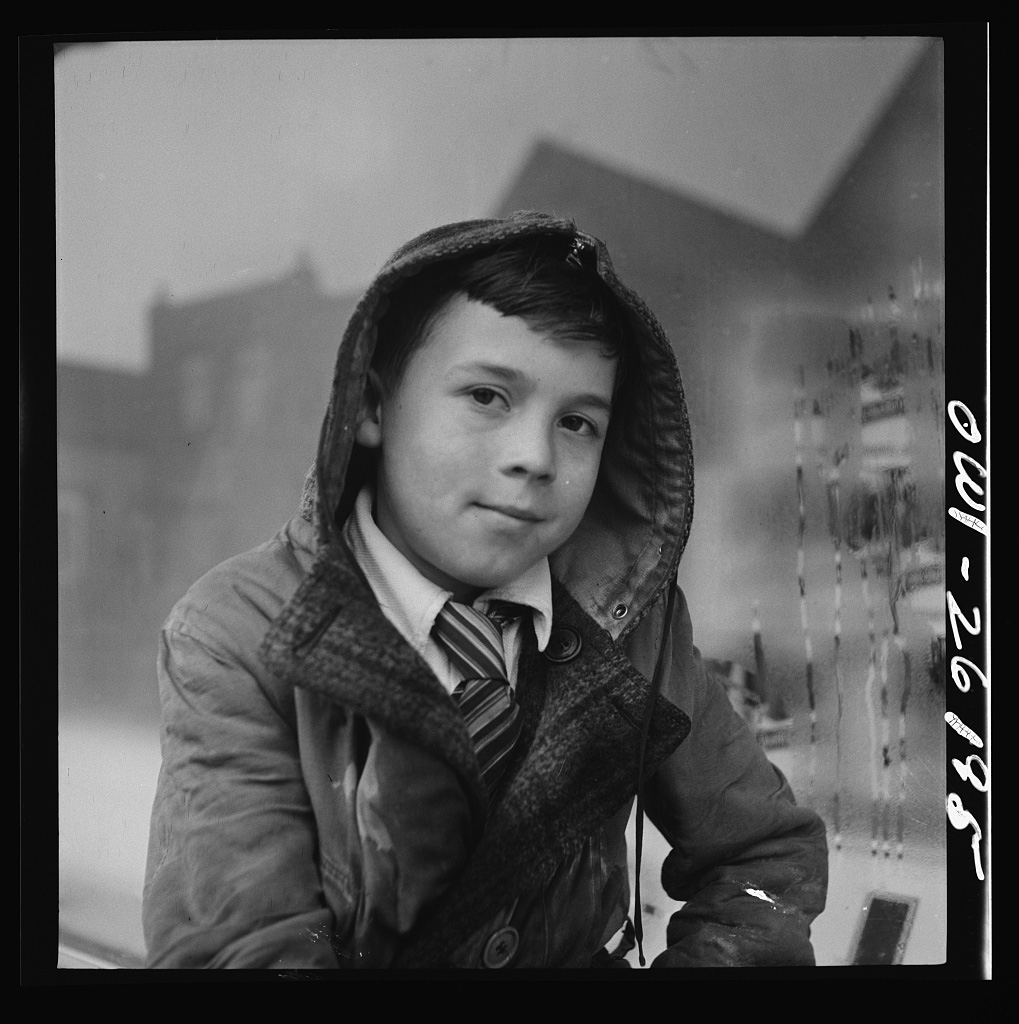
xmin=642 ymin=587 xmax=829 ymax=968
xmin=143 ymin=615 xmax=340 ymax=969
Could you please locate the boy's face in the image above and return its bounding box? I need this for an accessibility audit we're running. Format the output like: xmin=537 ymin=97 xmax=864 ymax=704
xmin=357 ymin=294 xmax=616 ymax=603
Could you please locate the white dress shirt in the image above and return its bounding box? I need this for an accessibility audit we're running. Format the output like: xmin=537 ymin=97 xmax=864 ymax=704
xmin=342 ymin=485 xmax=552 ymax=695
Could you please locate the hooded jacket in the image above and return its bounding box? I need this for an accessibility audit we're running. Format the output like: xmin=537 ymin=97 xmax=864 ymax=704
xmin=142 ymin=211 xmax=827 ymax=969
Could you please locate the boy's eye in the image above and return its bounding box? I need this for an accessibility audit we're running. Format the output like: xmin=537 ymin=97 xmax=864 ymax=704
xmin=559 ymin=414 xmax=597 ymax=436
xmin=470 ymin=388 xmax=502 ymax=407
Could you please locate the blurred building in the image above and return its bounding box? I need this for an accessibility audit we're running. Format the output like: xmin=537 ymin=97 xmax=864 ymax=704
xmin=57 ymin=260 xmax=355 ymax=719
xmin=58 ymin=365 xmax=155 ymax=642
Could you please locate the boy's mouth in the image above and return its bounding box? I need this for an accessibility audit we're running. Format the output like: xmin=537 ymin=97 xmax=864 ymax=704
xmin=476 ymin=503 xmax=544 ymax=523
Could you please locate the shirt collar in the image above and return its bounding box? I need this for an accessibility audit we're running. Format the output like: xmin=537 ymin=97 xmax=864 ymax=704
xmin=472 ymin=562 xmax=552 ymax=652
xmin=343 ymin=485 xmax=553 ymax=654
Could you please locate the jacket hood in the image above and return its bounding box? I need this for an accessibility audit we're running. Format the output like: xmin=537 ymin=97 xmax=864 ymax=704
xmin=306 ymin=210 xmax=693 ymax=641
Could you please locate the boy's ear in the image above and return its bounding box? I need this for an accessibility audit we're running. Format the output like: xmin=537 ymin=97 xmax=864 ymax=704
xmin=355 ymin=369 xmax=384 ymax=449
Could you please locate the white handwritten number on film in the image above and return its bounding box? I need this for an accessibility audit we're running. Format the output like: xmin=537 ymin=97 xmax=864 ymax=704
xmin=943 ymin=400 xmax=987 ymax=882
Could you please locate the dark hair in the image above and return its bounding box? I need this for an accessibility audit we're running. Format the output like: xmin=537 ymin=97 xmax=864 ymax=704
xmin=371 ymin=233 xmax=632 ymax=397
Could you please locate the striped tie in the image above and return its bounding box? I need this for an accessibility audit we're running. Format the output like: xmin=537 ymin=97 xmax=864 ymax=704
xmin=432 ymin=600 xmax=523 ymax=798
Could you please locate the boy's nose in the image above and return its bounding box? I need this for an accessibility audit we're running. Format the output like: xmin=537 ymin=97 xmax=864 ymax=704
xmin=500 ymin=423 xmax=556 ymax=482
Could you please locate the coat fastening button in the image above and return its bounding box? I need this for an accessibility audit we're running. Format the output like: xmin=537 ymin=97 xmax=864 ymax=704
xmin=612 ymin=604 xmax=628 ymax=619
xmin=482 ymin=926 xmax=519 ymax=968
xmin=543 ymin=626 xmax=582 ymax=663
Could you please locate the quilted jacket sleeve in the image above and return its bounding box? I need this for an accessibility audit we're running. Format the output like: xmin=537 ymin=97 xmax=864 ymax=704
xmin=142 ymin=538 xmax=340 ymax=969
xmin=643 ymin=587 xmax=829 ymax=968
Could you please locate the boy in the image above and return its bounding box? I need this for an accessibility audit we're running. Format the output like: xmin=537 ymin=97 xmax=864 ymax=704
xmin=143 ymin=211 xmax=827 ymax=969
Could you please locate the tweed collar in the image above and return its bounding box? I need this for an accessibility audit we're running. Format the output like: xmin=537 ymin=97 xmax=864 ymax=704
xmin=259 ymin=548 xmax=689 ymax=966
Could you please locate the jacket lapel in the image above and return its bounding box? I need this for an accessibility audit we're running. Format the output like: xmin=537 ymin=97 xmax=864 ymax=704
xmin=259 ymin=552 xmax=490 ymax=823
xmin=260 ymin=551 xmax=690 ymax=968
xmin=393 ymin=581 xmax=690 ymax=968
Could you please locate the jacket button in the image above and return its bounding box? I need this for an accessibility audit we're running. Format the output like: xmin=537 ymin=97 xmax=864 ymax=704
xmin=482 ymin=926 xmax=519 ymax=968
xmin=543 ymin=626 xmax=582 ymax=663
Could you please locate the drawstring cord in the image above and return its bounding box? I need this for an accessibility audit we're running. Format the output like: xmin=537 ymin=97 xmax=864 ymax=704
xmin=633 ymin=578 xmax=678 ymax=967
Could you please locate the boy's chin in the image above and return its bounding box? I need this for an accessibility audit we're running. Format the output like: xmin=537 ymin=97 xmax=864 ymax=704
xmin=440 ymin=560 xmax=543 ymax=601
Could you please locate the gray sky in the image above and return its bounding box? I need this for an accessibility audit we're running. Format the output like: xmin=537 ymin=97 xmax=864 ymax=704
xmin=55 ymin=36 xmax=926 ymax=372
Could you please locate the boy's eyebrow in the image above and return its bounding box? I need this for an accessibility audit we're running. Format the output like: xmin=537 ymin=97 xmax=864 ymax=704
xmin=451 ymin=361 xmax=523 ymax=384
xmin=451 ymin=361 xmax=614 ymax=412
xmin=568 ymin=391 xmax=614 ymax=415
